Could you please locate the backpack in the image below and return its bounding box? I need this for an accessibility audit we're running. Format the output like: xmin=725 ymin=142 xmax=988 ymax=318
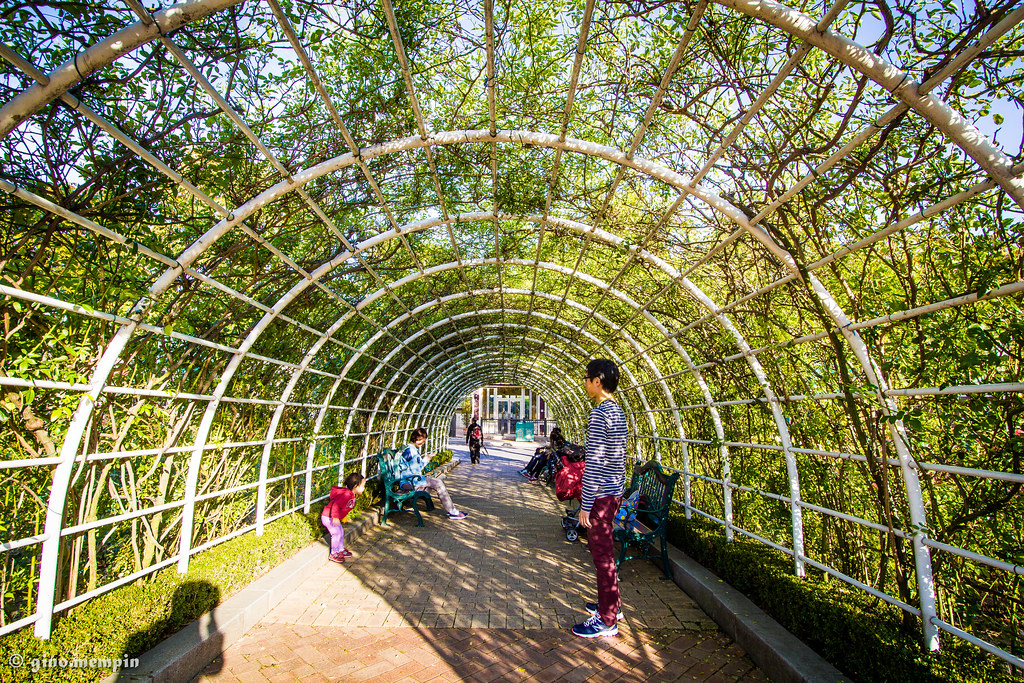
xmin=554 ymin=457 xmax=585 ymax=501
xmin=614 ymin=490 xmax=640 ymax=527
xmin=469 ymin=425 xmax=482 ymax=442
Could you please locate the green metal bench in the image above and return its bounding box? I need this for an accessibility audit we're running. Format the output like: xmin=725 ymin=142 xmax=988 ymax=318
xmin=613 ymin=460 xmax=680 ymax=579
xmin=375 ymin=448 xmax=434 ymax=526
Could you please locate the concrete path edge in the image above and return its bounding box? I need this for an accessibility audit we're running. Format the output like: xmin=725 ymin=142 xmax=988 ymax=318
xmin=665 ymin=544 xmax=851 ymax=683
xmin=106 ymin=458 xmax=463 ymax=683
xmin=104 ymin=509 xmax=378 ymax=683
xmin=108 ymin=454 xmax=849 ymax=683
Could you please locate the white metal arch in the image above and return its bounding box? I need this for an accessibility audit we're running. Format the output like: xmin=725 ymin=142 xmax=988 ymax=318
xmin=337 ymin=269 xmax=753 ymax=519
xmin=339 ymin=286 xmax=669 ymax=452
xmin=21 ymin=128 xmax=925 ymax=624
xmin=26 ymin=129 xmax=909 ymax=642
xmin=9 ymin=0 xmax=1016 ymax=648
xmin=381 ymin=355 xmax=586 ymax=459
xmin=344 ymin=286 xmax=661 ymax=421
xmin=343 ymin=306 xmax=647 ymax=463
xmin=360 ymin=305 xmax=630 ymax=454
xmin=2 ymin=0 xmax=1018 ymax=216
xmin=409 ymin=355 xmax=586 ymax=440
xmin=368 ymin=318 xmax=605 ymax=451
xmin=358 ymin=323 xmax=608 ymax=461
xmin=427 ymin=356 xmax=589 ymax=440
xmin=349 ymin=329 xmax=591 ymax=469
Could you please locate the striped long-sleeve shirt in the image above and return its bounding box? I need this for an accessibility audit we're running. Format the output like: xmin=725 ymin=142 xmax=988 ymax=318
xmin=581 ymin=399 xmax=627 ymax=512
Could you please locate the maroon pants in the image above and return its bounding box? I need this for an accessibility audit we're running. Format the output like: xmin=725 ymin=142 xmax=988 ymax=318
xmin=588 ymin=495 xmax=622 ymax=626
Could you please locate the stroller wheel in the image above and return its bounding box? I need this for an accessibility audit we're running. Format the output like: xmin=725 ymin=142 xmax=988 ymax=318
xmin=566 ymin=528 xmax=579 ymax=542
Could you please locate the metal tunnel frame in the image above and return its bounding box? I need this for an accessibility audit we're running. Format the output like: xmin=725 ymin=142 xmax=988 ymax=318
xmin=0 ymin=0 xmax=1022 ymax=670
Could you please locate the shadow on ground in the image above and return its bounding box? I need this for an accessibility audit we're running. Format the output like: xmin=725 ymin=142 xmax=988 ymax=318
xmin=194 ymin=440 xmax=765 ymax=682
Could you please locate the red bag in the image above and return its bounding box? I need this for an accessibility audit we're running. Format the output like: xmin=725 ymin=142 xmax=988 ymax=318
xmin=554 ymin=457 xmax=585 ymax=501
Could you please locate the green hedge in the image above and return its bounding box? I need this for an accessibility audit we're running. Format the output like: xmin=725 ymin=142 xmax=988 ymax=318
xmin=0 ymin=513 xmax=321 ymax=682
xmin=668 ymin=516 xmax=1016 ymax=683
xmin=431 ymin=449 xmax=454 ymax=468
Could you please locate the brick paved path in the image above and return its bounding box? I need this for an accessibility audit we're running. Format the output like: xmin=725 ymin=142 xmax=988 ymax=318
xmin=194 ymin=440 xmax=767 ymax=682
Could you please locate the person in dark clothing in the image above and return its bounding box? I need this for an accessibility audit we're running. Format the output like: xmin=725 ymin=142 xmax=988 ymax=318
xmin=519 ymin=427 xmax=566 ymax=481
xmin=466 ymin=419 xmax=484 ymax=464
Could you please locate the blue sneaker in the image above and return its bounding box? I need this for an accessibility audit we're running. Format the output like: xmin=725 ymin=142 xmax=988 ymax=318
xmin=447 ymin=510 xmax=468 ymax=519
xmin=585 ymin=601 xmax=624 ymax=621
xmin=571 ymin=614 xmax=618 ymax=638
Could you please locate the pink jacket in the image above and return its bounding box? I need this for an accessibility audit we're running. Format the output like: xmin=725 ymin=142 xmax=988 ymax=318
xmin=323 ymin=486 xmax=356 ymax=521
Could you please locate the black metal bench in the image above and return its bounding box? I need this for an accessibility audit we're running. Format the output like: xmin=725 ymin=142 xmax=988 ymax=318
xmin=613 ymin=460 xmax=679 ymax=579
xmin=375 ymin=448 xmax=434 ymax=526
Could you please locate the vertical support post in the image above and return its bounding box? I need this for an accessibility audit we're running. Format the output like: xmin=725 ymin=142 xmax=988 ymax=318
xmin=684 ymin=281 xmax=803 ymax=574
xmin=256 ymin=366 xmax=303 ymax=535
xmin=306 ymin=378 xmax=342 ymax=512
xmin=721 ymin=441 xmax=733 ymax=539
xmin=34 ymin=320 xmax=142 ymax=638
xmin=645 ymin=300 xmax=734 ymax=533
xmin=889 ymin=419 xmax=940 ymax=650
xmin=177 ymin=339 xmax=263 ymax=571
xmin=805 ymin=273 xmax=938 ymax=650
xmin=178 ymin=401 xmax=220 ymax=572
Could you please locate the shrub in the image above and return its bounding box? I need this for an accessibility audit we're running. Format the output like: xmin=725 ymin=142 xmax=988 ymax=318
xmin=668 ymin=516 xmax=1016 ymax=682
xmin=0 ymin=513 xmax=321 ymax=682
xmin=432 ymin=449 xmax=454 ymax=468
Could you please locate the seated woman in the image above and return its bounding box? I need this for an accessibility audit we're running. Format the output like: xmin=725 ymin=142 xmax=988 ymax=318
xmin=397 ymin=427 xmax=468 ymax=520
xmin=520 ymin=427 xmax=566 ymax=481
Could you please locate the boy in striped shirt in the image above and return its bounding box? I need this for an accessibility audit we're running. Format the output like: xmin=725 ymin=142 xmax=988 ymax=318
xmin=572 ymin=358 xmax=628 ymax=638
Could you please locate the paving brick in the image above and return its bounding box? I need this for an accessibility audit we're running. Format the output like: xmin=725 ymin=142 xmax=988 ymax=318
xmin=208 ymin=444 xmax=767 ymax=683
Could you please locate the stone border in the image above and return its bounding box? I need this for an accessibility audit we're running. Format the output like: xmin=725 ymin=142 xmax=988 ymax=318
xmin=665 ymin=545 xmax=851 ymax=683
xmin=105 ymin=510 xmax=381 ymax=683
xmin=111 ymin=455 xmax=845 ymax=683
xmin=107 ymin=460 xmax=462 ymax=683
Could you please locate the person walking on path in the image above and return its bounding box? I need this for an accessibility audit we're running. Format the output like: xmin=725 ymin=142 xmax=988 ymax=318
xmin=398 ymin=427 xmax=468 ymax=520
xmin=466 ymin=419 xmax=484 ymax=464
xmin=572 ymin=358 xmax=628 ymax=638
xmin=321 ymin=472 xmax=366 ymax=563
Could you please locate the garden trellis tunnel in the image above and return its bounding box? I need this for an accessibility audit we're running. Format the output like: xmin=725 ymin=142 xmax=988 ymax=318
xmin=0 ymin=0 xmax=1023 ymax=672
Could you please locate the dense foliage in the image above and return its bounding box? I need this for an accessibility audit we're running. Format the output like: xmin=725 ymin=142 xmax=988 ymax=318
xmin=0 ymin=0 xmax=1021 ymax=672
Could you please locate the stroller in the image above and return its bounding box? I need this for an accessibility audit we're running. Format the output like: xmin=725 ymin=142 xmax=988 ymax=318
xmin=553 ymin=444 xmax=586 ymax=541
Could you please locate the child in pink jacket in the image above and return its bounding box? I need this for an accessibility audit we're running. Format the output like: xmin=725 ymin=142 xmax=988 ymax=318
xmin=322 ymin=472 xmax=365 ymax=563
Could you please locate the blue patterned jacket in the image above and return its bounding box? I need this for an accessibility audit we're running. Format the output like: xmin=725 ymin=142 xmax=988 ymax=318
xmin=396 ymin=443 xmax=426 ymax=487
